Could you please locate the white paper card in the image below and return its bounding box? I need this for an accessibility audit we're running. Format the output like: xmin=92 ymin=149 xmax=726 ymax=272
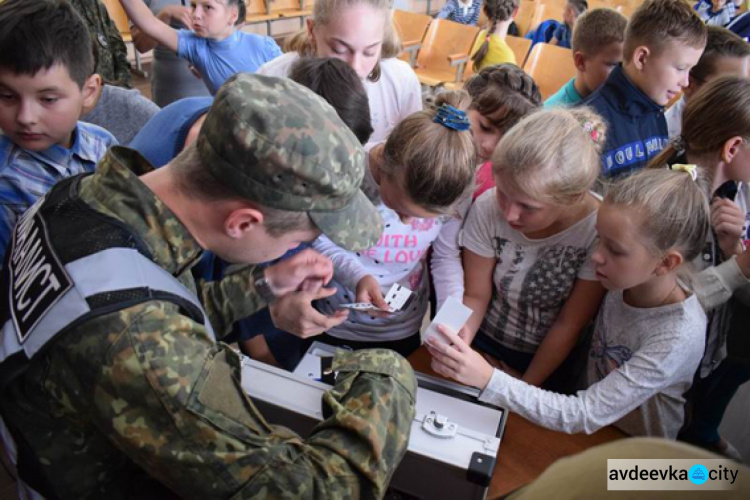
xmin=339 ymin=284 xmax=413 ymax=313
xmin=421 ymin=296 xmax=473 ymax=344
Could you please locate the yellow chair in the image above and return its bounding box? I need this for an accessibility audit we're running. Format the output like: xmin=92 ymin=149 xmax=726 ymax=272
xmin=506 ymin=34 xmax=533 ymax=66
xmin=587 ymin=0 xmax=615 ymax=10
xmin=393 ymin=9 xmax=433 ymax=67
xmin=528 ymin=2 xmax=565 ymax=33
xmin=523 ymin=42 xmax=576 ymax=99
xmin=414 ymin=19 xmax=481 ymax=87
xmin=514 ymin=0 xmax=538 ymax=37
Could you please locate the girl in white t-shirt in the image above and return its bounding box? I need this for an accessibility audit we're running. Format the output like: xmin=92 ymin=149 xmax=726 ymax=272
xmin=456 ymin=107 xmax=608 ymax=387
xmin=427 ymin=168 xmax=709 ymax=438
xmin=258 ymin=0 xmax=422 ymax=149
xmin=312 ymin=92 xmax=476 ymax=357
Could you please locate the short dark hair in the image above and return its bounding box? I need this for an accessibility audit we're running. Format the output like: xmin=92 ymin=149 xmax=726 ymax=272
xmin=0 ymin=0 xmax=94 ymax=88
xmin=690 ymin=26 xmax=750 ymax=84
xmin=572 ymin=8 xmax=627 ymax=55
xmin=173 ymin=144 xmax=315 ymax=236
xmin=289 ymin=57 xmax=374 ymax=145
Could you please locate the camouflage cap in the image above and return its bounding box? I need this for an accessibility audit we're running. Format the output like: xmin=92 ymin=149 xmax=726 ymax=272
xmin=197 ymin=73 xmax=382 ymax=251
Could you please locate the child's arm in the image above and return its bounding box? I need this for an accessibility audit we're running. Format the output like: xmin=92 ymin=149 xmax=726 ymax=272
xmin=430 ymin=212 xmax=467 ymax=310
xmin=435 ymin=0 xmax=456 ymax=19
xmin=312 ymin=235 xmax=369 ymax=291
xmin=461 ymin=249 xmax=496 ymax=343
xmin=522 ymin=279 xmax=606 ymax=386
xmin=131 ymin=4 xmax=191 ymax=53
xmin=427 ymin=325 xmax=695 ymax=434
xmin=120 ymin=0 xmax=179 ymax=53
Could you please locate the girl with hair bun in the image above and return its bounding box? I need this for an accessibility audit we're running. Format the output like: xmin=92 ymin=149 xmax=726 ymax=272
xmin=312 ymin=91 xmax=477 ymax=357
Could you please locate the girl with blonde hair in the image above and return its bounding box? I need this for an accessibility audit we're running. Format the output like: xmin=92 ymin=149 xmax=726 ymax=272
xmin=451 ymin=107 xmax=607 ymax=388
xmin=428 ymin=168 xmax=709 ymax=438
xmin=259 ymin=0 xmax=421 ymax=149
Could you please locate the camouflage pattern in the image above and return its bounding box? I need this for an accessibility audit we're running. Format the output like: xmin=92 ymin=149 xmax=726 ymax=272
xmin=70 ymin=0 xmax=131 ymax=87
xmin=1 ymin=149 xmax=417 ymax=499
xmin=198 ymin=73 xmax=383 ymax=252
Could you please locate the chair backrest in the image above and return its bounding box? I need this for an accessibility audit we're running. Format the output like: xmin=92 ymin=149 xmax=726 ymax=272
xmin=616 ymin=3 xmax=636 ymax=18
xmin=529 ymin=2 xmax=565 ymax=33
xmin=506 ymin=34 xmax=532 ymax=66
xmin=587 ymin=0 xmax=614 ymax=11
xmin=101 ymin=0 xmax=132 ymax=39
xmin=393 ymin=9 xmax=432 ymax=46
xmin=416 ymin=19 xmax=481 ymax=75
xmin=522 ymin=42 xmax=576 ymax=99
xmin=514 ymin=0 xmax=537 ymax=36
xmin=246 ymin=0 xmax=269 ymax=17
xmin=269 ymin=0 xmax=301 ymax=14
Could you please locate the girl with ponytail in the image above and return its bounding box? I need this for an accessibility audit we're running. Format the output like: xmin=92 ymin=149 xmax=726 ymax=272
xmin=648 ymin=76 xmax=750 ymax=458
xmin=470 ymin=0 xmax=519 ymax=70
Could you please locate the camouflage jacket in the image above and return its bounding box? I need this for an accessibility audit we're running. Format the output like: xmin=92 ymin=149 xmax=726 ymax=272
xmin=70 ymin=0 xmax=131 ymax=87
xmin=1 ymin=148 xmax=416 ymax=499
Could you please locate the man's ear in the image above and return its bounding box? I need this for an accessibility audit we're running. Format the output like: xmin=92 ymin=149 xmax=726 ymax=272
xmin=224 ymin=206 xmax=264 ymax=239
xmin=632 ymin=45 xmax=650 ymax=72
xmin=81 ymin=74 xmax=102 ymax=116
xmin=573 ymin=51 xmax=587 ymax=73
xmin=654 ymin=249 xmax=684 ymax=276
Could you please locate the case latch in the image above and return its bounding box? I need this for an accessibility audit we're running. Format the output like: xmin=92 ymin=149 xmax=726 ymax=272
xmin=422 ymin=411 xmax=458 ymax=439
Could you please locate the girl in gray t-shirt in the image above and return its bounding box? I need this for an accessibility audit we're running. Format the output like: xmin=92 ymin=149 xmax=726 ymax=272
xmin=428 ymin=168 xmax=709 ymax=438
xmin=458 ymin=108 xmax=607 ymax=387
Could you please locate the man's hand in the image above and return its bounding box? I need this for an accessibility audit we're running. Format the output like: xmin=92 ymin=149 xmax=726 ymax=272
xmin=263 ymin=249 xmax=334 ymax=297
xmin=269 ymin=287 xmax=349 ymax=338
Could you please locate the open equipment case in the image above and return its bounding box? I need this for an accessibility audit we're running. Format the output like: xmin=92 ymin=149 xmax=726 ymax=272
xmin=240 ymin=342 xmax=508 ymax=499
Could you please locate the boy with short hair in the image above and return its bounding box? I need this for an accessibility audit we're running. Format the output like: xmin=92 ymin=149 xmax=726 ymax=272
xmin=0 ymin=0 xmax=117 ymax=262
xmin=545 ymin=8 xmax=627 ymax=108
xmin=666 ymin=26 xmax=750 ymax=137
xmin=582 ymin=0 xmax=707 ymax=177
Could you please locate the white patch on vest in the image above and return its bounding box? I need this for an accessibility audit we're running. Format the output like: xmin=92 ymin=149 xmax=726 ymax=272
xmin=8 ymin=199 xmax=72 ymax=343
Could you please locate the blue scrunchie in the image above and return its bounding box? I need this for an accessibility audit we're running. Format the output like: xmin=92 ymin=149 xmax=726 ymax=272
xmin=433 ymin=104 xmax=470 ymax=132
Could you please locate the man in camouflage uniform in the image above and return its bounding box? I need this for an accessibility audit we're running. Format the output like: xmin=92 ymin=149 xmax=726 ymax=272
xmin=0 ymin=74 xmax=416 ymax=499
xmin=70 ymin=0 xmax=132 ymax=86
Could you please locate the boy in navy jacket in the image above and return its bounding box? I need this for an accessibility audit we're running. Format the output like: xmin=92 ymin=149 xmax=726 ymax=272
xmin=581 ymin=0 xmax=707 ymax=178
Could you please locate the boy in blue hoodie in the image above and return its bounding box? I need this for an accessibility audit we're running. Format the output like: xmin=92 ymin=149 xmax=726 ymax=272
xmin=581 ymin=0 xmax=707 ymax=178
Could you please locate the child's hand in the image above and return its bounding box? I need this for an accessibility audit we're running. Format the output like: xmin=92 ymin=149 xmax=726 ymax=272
xmin=426 ymin=324 xmax=494 ymax=389
xmin=159 ymin=5 xmax=192 ymax=28
xmin=711 ymin=197 xmax=745 ymax=257
xmin=355 ymin=275 xmax=391 ymax=317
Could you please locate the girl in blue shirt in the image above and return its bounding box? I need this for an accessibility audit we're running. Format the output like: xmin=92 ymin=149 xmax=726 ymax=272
xmin=120 ymin=0 xmax=281 ymax=94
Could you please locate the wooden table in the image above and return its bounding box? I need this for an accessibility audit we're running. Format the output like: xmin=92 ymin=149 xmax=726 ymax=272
xmin=407 ymin=347 xmax=626 ymax=499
